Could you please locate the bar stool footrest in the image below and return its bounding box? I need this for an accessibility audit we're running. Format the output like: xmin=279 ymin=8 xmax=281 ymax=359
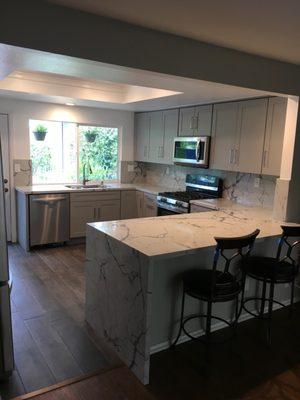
xmin=242 ymin=297 xmax=287 ymax=320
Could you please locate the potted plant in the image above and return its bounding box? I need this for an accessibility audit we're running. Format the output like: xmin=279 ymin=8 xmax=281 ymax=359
xmin=83 ymin=128 xmax=98 ymax=143
xmin=33 ymin=124 xmax=48 ymax=141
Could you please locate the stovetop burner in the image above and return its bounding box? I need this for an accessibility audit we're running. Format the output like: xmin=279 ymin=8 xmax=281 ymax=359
xmin=157 ymin=174 xmax=223 ymax=215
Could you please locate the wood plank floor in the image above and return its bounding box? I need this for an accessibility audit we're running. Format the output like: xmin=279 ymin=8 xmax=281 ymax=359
xmin=11 ymin=366 xmax=155 ymax=400
xmin=2 ymin=243 xmax=300 ymax=400
xmin=0 ymin=244 xmax=114 ymax=400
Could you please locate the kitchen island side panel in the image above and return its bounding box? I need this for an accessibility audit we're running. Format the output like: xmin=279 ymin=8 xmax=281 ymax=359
xmin=85 ymin=224 xmax=153 ymax=384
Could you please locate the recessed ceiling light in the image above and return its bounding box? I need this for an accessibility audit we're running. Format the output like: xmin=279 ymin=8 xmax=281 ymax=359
xmin=66 ymin=102 xmax=75 ymax=106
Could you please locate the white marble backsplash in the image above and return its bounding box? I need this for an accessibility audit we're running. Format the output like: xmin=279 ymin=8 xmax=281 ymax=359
xmin=123 ymin=162 xmax=276 ymax=209
xmin=13 ymin=159 xmax=32 ymax=187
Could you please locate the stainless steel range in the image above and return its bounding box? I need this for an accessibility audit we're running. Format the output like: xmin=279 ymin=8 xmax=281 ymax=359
xmin=157 ymin=174 xmax=222 ymax=215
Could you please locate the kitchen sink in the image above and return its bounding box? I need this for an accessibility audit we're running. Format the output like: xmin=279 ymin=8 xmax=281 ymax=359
xmin=65 ymin=184 xmax=111 ymax=190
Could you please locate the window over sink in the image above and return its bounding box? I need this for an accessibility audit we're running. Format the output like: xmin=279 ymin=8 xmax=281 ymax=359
xmin=29 ymin=120 xmax=119 ymax=184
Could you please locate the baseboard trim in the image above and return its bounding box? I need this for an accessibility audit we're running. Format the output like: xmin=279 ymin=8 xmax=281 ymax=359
xmin=150 ymin=298 xmax=292 ymax=355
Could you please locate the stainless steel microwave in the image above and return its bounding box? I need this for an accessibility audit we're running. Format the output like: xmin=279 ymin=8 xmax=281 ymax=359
xmin=173 ymin=136 xmax=210 ymax=167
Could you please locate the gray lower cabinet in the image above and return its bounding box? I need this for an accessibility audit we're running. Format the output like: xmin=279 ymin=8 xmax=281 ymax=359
xmin=136 ymin=191 xmax=157 ymax=217
xmin=121 ymin=190 xmax=138 ymax=219
xmin=143 ymin=193 xmax=157 ymax=217
xmin=70 ymin=192 xmax=121 ymax=238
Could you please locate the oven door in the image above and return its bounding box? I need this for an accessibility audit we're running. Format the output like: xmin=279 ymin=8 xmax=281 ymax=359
xmin=157 ymin=206 xmax=180 ymax=216
xmin=173 ymin=136 xmax=210 ymax=167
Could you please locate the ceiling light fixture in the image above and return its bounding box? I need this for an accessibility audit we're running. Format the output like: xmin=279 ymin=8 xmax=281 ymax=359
xmin=65 ymin=102 xmax=75 ymax=106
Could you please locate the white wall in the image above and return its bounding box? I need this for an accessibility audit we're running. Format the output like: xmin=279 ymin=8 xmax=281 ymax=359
xmin=0 ymin=97 xmax=134 ymax=162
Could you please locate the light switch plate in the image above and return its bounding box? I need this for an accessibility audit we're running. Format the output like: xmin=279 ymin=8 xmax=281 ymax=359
xmin=15 ymin=164 xmax=21 ymax=173
xmin=127 ymin=164 xmax=134 ymax=172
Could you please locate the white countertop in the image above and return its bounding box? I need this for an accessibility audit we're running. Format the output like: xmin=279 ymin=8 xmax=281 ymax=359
xmin=15 ymin=183 xmax=171 ymax=196
xmin=88 ymin=205 xmax=289 ymax=259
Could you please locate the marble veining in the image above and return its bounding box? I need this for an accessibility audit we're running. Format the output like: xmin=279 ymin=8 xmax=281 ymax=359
xmin=130 ymin=162 xmax=276 ymax=209
xmin=88 ymin=205 xmax=285 ymax=259
xmin=85 ymin=226 xmax=153 ymax=384
xmin=13 ymin=159 xmax=32 ymax=187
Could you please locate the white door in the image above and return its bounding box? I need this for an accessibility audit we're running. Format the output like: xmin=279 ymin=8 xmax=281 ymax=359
xmin=0 ymin=114 xmax=11 ymax=241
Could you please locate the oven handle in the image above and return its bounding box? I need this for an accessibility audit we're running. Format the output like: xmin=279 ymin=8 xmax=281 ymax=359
xmin=196 ymin=139 xmax=201 ymax=162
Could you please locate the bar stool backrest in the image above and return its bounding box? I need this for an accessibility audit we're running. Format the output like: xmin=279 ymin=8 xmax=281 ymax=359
xmin=210 ymin=229 xmax=260 ymax=296
xmin=276 ymin=225 xmax=300 ymax=266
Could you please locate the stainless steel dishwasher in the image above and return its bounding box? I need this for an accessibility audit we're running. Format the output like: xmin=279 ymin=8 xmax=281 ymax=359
xmin=29 ymin=193 xmax=70 ymax=247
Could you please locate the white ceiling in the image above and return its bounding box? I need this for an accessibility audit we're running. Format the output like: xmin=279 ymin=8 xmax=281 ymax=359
xmin=48 ymin=0 xmax=300 ymax=65
xmin=0 ymin=44 xmax=278 ymax=111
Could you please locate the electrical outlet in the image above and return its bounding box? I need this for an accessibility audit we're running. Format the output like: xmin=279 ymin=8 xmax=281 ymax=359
xmin=14 ymin=164 xmax=21 ymax=173
xmin=127 ymin=164 xmax=134 ymax=172
xmin=284 ymin=283 xmax=289 ymax=288
xmin=166 ymin=167 xmax=170 ymax=175
xmin=254 ymin=177 xmax=261 ymax=188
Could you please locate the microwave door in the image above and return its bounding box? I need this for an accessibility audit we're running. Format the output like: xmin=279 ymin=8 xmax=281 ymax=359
xmin=196 ymin=139 xmax=205 ymax=164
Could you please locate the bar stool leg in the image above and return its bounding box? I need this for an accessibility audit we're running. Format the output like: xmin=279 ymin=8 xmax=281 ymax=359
xmin=260 ymin=279 xmax=267 ymax=317
xmin=205 ymin=301 xmax=212 ymax=343
xmin=290 ymin=279 xmax=295 ymax=316
xmin=267 ymin=282 xmax=275 ymax=346
xmin=172 ymin=290 xmax=186 ymax=347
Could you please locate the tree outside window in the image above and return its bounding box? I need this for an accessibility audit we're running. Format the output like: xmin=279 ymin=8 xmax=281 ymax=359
xmin=29 ymin=120 xmax=119 ymax=184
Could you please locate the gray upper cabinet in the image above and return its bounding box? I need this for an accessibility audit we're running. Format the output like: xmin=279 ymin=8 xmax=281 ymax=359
xmin=210 ymin=98 xmax=268 ymax=174
xmin=210 ymin=102 xmax=240 ymax=171
xmin=178 ymin=106 xmax=196 ymax=136
xmin=194 ymin=104 xmax=213 ymax=136
xmin=262 ymin=97 xmax=287 ymax=176
xmin=135 ymin=112 xmax=150 ymax=162
xmin=179 ymin=105 xmax=212 ymax=136
xmin=148 ymin=111 xmax=164 ymax=163
xmin=136 ymin=109 xmax=179 ymax=165
xmin=161 ymin=109 xmax=179 ymax=164
xmin=235 ymin=98 xmax=268 ymax=174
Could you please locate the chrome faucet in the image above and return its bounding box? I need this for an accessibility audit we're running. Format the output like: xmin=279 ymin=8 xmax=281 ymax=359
xmin=82 ymin=162 xmax=93 ymax=186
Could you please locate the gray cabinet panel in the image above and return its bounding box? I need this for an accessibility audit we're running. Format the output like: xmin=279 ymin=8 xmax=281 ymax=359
xmin=195 ymin=104 xmax=213 ymax=136
xmin=262 ymin=97 xmax=287 ymax=176
xmin=149 ymin=111 xmax=164 ymax=163
xmin=236 ymin=98 xmax=268 ymax=174
xmin=121 ymin=190 xmax=138 ymax=219
xmin=162 ymin=109 xmax=179 ymax=164
xmin=178 ymin=107 xmax=195 ymax=136
xmin=135 ymin=113 xmax=150 ymax=162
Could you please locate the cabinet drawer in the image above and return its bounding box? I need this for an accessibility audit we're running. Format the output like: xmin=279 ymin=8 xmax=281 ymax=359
xmin=70 ymin=191 xmax=120 ymax=202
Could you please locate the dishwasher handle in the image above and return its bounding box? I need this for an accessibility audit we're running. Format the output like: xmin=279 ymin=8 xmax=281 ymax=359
xmin=32 ymin=196 xmax=68 ymax=204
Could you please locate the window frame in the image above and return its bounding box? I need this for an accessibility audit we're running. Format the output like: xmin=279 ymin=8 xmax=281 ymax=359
xmin=29 ymin=119 xmax=121 ymax=185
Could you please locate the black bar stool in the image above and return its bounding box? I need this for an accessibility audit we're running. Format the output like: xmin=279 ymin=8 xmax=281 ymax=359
xmin=241 ymin=225 xmax=300 ymax=345
xmin=171 ymin=229 xmax=260 ymax=346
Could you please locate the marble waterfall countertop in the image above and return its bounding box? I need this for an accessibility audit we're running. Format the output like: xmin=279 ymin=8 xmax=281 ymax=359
xmin=15 ymin=183 xmax=172 ymax=196
xmin=88 ymin=205 xmax=287 ymax=260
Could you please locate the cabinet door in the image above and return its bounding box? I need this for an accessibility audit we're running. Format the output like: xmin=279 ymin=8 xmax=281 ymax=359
xmin=70 ymin=201 xmax=98 ymax=238
xmin=143 ymin=193 xmax=157 ymax=217
xmin=97 ymin=200 xmax=120 ymax=222
xmin=194 ymin=104 xmax=213 ymax=136
xmin=135 ymin=113 xmax=150 ymax=161
xmin=148 ymin=111 xmax=164 ymax=163
xmin=210 ymin=102 xmax=239 ymax=171
xmin=121 ymin=191 xmax=138 ymax=219
xmin=136 ymin=191 xmax=144 ymax=218
xmin=161 ymin=109 xmax=179 ymax=164
xmin=178 ymin=107 xmax=196 ymax=136
xmin=236 ymin=98 xmax=268 ymax=174
xmin=262 ymin=97 xmax=287 ymax=176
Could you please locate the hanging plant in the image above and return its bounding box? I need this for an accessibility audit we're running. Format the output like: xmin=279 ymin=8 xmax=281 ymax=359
xmin=83 ymin=128 xmax=98 ymax=143
xmin=33 ymin=124 xmax=48 ymax=141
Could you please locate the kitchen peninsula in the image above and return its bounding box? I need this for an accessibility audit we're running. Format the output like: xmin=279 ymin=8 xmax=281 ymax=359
xmin=85 ymin=206 xmax=293 ymax=384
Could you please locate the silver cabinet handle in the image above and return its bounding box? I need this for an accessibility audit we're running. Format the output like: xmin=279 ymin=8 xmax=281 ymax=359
xmin=189 ymin=116 xmax=194 ymax=130
xmin=234 ymin=149 xmax=239 ymax=165
xmin=229 ymin=149 xmax=234 ymax=164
